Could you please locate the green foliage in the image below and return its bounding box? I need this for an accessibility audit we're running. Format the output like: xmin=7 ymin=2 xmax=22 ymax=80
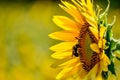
xmin=102 ymin=71 xmax=108 ymax=80
xmin=108 ymin=61 xmax=116 ymax=75
xmin=116 ymin=57 xmax=120 ymax=61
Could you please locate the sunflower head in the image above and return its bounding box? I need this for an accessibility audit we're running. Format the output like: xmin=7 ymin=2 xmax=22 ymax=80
xmin=49 ymin=0 xmax=120 ymax=80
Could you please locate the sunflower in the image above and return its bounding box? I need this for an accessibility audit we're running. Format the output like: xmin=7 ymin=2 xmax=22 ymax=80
xmin=49 ymin=0 xmax=119 ymax=80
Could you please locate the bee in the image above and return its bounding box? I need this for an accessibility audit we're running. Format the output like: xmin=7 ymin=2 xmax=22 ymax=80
xmin=72 ymin=44 xmax=80 ymax=57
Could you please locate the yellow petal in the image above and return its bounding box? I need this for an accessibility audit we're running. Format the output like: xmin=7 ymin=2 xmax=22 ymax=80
xmin=98 ymin=39 xmax=106 ymax=49
xmin=76 ymin=0 xmax=97 ymax=29
xmin=100 ymin=52 xmax=110 ymax=71
xmin=103 ymin=39 xmax=106 ymax=46
xmin=62 ymin=63 xmax=82 ymax=79
xmin=79 ymin=69 xmax=87 ymax=80
xmin=108 ymin=74 xmax=116 ymax=80
xmin=53 ymin=16 xmax=80 ymax=32
xmin=59 ymin=1 xmax=85 ymax=24
xmin=48 ymin=30 xmax=78 ymax=41
xmin=51 ymin=51 xmax=72 ymax=59
xmin=84 ymin=63 xmax=104 ymax=80
xmin=50 ymin=42 xmax=76 ymax=51
xmin=89 ymin=27 xmax=98 ymax=40
xmin=90 ymin=43 xmax=100 ymax=53
xmin=58 ymin=57 xmax=80 ymax=67
xmin=56 ymin=67 xmax=73 ymax=79
xmin=72 ymin=0 xmax=87 ymax=13
xmin=84 ymin=63 xmax=99 ymax=80
xmin=86 ymin=0 xmax=93 ymax=9
xmin=80 ymin=0 xmax=86 ymax=6
xmin=51 ymin=58 xmax=72 ymax=69
xmin=86 ymin=0 xmax=95 ymax=17
xmin=96 ymin=74 xmax=103 ymax=80
xmin=75 ymin=0 xmax=96 ymax=27
xmin=56 ymin=62 xmax=82 ymax=79
xmin=82 ymin=13 xmax=97 ymax=29
xmin=100 ymin=26 xmax=106 ymax=39
xmin=98 ymin=39 xmax=102 ymax=48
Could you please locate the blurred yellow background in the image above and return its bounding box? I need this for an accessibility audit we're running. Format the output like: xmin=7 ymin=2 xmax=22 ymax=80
xmin=0 ymin=0 xmax=119 ymax=80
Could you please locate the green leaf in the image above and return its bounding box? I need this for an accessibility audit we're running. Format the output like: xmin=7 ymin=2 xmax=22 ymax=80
xmin=116 ymin=57 xmax=120 ymax=61
xmin=112 ymin=40 xmax=120 ymax=52
xmin=108 ymin=16 xmax=116 ymax=29
xmin=116 ymin=42 xmax=120 ymax=51
xmin=102 ymin=71 xmax=108 ymax=80
xmin=99 ymin=0 xmax=110 ymax=27
xmin=99 ymin=0 xmax=110 ymax=19
xmin=110 ymin=39 xmax=117 ymax=50
xmin=108 ymin=61 xmax=116 ymax=75
xmin=105 ymin=26 xmax=112 ymax=43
